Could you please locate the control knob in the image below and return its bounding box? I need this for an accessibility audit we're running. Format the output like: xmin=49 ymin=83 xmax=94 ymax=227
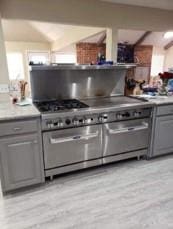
xmin=116 ymin=113 xmax=123 ymax=120
xmin=134 ymin=111 xmax=141 ymax=117
xmin=72 ymin=117 xmax=79 ymax=125
xmin=98 ymin=114 xmax=108 ymax=122
xmin=57 ymin=119 xmax=63 ymax=127
xmin=124 ymin=112 xmax=130 ymax=118
xmin=46 ymin=120 xmax=53 ymax=128
xmin=65 ymin=119 xmax=71 ymax=125
xmin=84 ymin=117 xmax=93 ymax=124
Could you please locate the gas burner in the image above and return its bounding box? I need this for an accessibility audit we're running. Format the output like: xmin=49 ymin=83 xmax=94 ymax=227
xmin=34 ymin=99 xmax=89 ymax=113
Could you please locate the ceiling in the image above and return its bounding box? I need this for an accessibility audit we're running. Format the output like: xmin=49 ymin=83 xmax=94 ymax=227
xmin=81 ymin=31 xmax=106 ymax=43
xmin=2 ymin=20 xmax=51 ymax=43
xmin=30 ymin=21 xmax=68 ymax=42
xmin=2 ymin=19 xmax=173 ymax=48
xmin=101 ymin=0 xmax=173 ymax=11
xmin=2 ymin=19 xmax=104 ymax=44
xmin=83 ymin=29 xmax=173 ymax=47
xmin=118 ymin=30 xmax=173 ymax=47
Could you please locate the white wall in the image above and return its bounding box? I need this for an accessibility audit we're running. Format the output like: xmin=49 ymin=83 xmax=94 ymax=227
xmin=0 ymin=14 xmax=9 ymax=101
xmin=5 ymin=41 xmax=51 ymax=82
xmin=57 ymin=44 xmax=76 ymax=53
xmin=151 ymin=46 xmax=173 ymax=75
xmin=151 ymin=46 xmax=165 ymax=76
xmin=164 ymin=47 xmax=173 ymax=71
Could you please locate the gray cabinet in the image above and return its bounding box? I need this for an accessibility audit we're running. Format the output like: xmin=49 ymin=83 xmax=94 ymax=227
xmin=150 ymin=105 xmax=173 ymax=157
xmin=0 ymin=119 xmax=44 ymax=192
xmin=153 ymin=115 xmax=173 ymax=156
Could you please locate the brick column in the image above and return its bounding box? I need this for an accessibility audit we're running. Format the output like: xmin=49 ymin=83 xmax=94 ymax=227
xmin=76 ymin=43 xmax=106 ymax=64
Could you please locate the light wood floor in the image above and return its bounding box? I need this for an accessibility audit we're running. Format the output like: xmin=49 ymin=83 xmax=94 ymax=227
xmin=1 ymin=155 xmax=173 ymax=229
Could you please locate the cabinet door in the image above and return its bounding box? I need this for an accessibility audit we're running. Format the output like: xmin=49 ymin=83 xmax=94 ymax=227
xmin=153 ymin=115 xmax=173 ymax=156
xmin=0 ymin=134 xmax=44 ymax=192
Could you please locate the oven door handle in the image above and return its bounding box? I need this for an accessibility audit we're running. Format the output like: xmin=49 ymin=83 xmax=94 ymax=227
xmin=108 ymin=122 xmax=149 ymax=134
xmin=50 ymin=132 xmax=99 ymax=144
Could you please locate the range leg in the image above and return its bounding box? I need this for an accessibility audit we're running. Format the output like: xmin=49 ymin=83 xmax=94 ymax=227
xmin=50 ymin=175 xmax=54 ymax=181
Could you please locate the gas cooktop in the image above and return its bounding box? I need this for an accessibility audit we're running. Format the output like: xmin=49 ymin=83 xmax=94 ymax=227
xmin=37 ymin=96 xmax=153 ymax=131
xmin=34 ymin=99 xmax=89 ymax=113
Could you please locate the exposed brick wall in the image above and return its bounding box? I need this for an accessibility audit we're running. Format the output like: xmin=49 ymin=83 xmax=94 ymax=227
xmin=134 ymin=45 xmax=153 ymax=67
xmin=76 ymin=43 xmax=106 ymax=64
xmin=125 ymin=45 xmax=153 ymax=95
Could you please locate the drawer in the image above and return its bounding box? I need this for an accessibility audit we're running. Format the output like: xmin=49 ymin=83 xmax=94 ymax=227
xmin=0 ymin=119 xmax=38 ymax=137
xmin=157 ymin=105 xmax=173 ymax=116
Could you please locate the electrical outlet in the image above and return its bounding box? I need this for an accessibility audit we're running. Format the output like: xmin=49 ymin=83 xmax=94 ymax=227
xmin=0 ymin=84 xmax=9 ymax=93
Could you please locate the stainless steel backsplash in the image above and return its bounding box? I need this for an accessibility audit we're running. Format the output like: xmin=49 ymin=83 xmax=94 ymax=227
xmin=30 ymin=67 xmax=127 ymax=101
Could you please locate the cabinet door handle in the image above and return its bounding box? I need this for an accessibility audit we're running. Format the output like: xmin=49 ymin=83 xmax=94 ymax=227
xmin=9 ymin=140 xmax=38 ymax=147
xmin=13 ymin=127 xmax=22 ymax=131
xmin=9 ymin=141 xmax=32 ymax=147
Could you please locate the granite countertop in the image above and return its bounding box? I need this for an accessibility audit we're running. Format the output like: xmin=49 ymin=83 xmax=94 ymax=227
xmin=1 ymin=95 xmax=173 ymax=122
xmin=147 ymin=96 xmax=173 ymax=105
xmin=0 ymin=101 xmax=40 ymax=121
xmin=133 ymin=95 xmax=173 ymax=106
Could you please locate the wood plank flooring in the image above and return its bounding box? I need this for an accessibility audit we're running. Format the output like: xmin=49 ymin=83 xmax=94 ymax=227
xmin=1 ymin=155 xmax=173 ymax=229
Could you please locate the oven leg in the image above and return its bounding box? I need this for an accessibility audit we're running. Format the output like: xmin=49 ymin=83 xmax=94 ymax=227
xmin=50 ymin=175 xmax=54 ymax=181
xmin=137 ymin=155 xmax=141 ymax=161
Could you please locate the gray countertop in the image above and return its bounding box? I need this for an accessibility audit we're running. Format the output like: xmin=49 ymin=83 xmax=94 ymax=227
xmin=0 ymin=101 xmax=40 ymax=121
xmin=147 ymin=96 xmax=173 ymax=105
xmin=132 ymin=95 xmax=173 ymax=106
xmin=1 ymin=95 xmax=172 ymax=122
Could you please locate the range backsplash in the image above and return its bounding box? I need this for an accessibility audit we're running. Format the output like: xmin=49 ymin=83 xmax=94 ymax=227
xmin=30 ymin=66 xmax=127 ymax=101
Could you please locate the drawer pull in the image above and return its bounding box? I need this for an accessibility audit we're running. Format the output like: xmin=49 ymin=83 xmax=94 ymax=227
xmin=9 ymin=141 xmax=32 ymax=147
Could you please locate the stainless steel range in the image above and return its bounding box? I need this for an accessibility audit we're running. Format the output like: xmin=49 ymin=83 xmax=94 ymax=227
xmin=30 ymin=65 xmax=154 ymax=179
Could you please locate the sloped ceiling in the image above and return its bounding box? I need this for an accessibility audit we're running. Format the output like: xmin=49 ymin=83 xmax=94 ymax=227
xmin=82 ymin=29 xmax=173 ymax=47
xmin=2 ymin=20 xmax=51 ymax=43
xmin=81 ymin=31 xmax=106 ymax=43
xmin=2 ymin=19 xmax=105 ymax=44
xmin=118 ymin=30 xmax=173 ymax=47
xmin=118 ymin=30 xmax=145 ymax=44
xmin=30 ymin=22 xmax=101 ymax=43
xmin=101 ymin=0 xmax=173 ymax=10
xmin=29 ymin=21 xmax=66 ymax=42
xmin=2 ymin=19 xmax=172 ymax=48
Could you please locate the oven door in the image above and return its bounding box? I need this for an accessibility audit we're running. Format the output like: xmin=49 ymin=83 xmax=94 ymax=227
xmin=103 ymin=118 xmax=150 ymax=157
xmin=43 ymin=125 xmax=102 ymax=169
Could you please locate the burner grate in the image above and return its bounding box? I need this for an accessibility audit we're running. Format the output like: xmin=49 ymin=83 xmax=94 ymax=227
xmin=34 ymin=99 xmax=89 ymax=113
